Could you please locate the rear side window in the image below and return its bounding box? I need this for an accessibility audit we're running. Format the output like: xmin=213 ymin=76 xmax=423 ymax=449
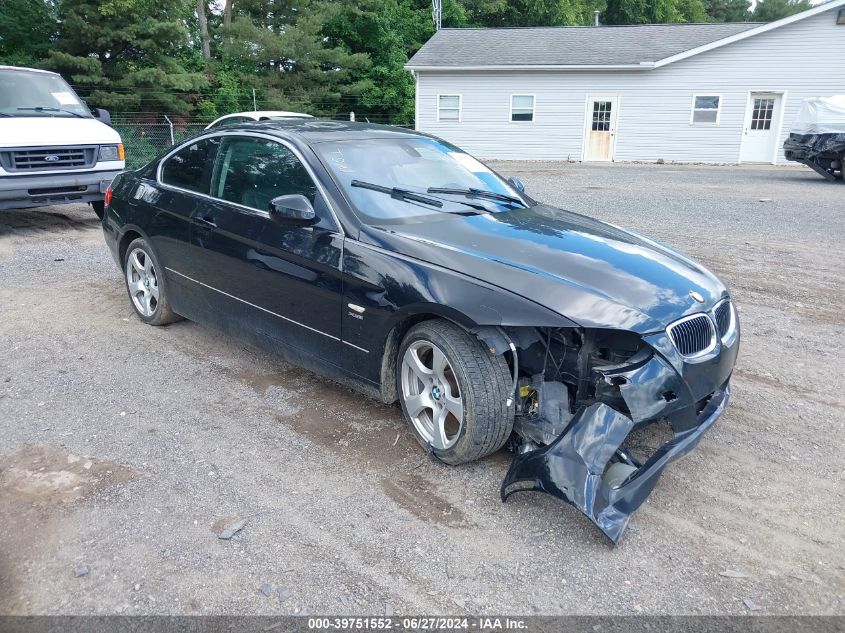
xmin=212 ymin=137 xmax=318 ymax=211
xmin=160 ymin=137 xmax=220 ymax=194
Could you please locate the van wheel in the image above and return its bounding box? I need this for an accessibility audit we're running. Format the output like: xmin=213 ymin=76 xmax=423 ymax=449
xmin=397 ymin=320 xmax=514 ymax=465
xmin=123 ymin=238 xmax=180 ymax=326
xmin=91 ymin=201 xmax=105 ymax=220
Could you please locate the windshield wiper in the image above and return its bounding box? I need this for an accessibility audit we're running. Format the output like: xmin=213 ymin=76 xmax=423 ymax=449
xmin=427 ymin=187 xmax=525 ymax=206
xmin=17 ymin=106 xmax=85 ymax=119
xmin=352 ymin=180 xmax=443 ymax=208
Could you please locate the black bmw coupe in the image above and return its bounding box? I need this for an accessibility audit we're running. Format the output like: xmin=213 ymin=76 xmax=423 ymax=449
xmin=102 ymin=121 xmax=739 ymax=542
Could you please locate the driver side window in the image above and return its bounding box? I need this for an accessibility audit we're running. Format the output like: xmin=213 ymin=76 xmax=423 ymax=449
xmin=211 ymin=136 xmax=328 ymax=221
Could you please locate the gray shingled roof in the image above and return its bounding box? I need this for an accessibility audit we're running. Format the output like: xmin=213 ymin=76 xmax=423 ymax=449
xmin=406 ymin=23 xmax=762 ymax=68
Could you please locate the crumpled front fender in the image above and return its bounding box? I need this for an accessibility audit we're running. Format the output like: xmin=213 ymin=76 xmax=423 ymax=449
xmin=501 ymin=383 xmax=730 ymax=544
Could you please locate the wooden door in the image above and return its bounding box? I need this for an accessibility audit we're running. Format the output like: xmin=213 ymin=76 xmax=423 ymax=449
xmin=584 ymin=97 xmax=618 ymax=162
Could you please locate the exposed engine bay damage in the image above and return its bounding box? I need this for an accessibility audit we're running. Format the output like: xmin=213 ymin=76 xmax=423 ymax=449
xmin=473 ymin=325 xmax=736 ymax=543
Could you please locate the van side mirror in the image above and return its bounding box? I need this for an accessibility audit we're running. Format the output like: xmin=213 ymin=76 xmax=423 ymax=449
xmin=268 ymin=194 xmax=317 ymax=226
xmin=92 ymin=108 xmax=112 ymax=126
xmin=507 ymin=176 xmax=526 ymax=193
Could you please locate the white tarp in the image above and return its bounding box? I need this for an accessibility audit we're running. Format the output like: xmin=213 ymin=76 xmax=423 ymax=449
xmin=790 ymin=96 xmax=845 ymax=134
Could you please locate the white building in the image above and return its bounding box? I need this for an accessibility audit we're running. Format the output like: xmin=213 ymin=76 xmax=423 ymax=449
xmin=406 ymin=0 xmax=845 ymax=164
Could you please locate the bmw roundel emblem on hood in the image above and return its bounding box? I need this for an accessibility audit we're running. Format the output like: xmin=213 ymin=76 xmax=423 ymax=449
xmin=689 ymin=290 xmax=705 ymax=303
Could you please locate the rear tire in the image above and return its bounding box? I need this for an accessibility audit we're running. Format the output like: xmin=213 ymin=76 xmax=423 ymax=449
xmin=123 ymin=237 xmax=181 ymax=326
xmin=91 ymin=201 xmax=105 ymax=220
xmin=397 ymin=320 xmax=513 ymax=465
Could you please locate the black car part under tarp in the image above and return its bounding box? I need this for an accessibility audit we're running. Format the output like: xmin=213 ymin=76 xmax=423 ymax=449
xmin=501 ymin=384 xmax=730 ymax=544
xmin=783 ymin=133 xmax=845 ymax=182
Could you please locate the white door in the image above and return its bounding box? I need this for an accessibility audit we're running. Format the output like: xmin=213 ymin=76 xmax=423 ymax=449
xmin=583 ymin=97 xmax=618 ymax=162
xmin=740 ymin=93 xmax=782 ymax=163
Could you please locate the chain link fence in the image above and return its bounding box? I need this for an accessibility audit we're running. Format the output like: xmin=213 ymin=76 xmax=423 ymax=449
xmin=112 ymin=113 xmax=412 ymax=170
xmin=112 ymin=116 xmax=215 ymax=169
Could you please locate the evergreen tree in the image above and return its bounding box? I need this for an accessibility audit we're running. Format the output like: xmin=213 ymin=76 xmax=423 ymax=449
xmin=0 ymin=0 xmax=56 ymax=67
xmin=323 ymin=0 xmax=433 ymax=123
xmin=219 ymin=0 xmax=371 ymax=117
xmin=753 ymin=0 xmax=810 ymax=22
xmin=604 ymin=0 xmax=707 ymax=24
xmin=458 ymin=0 xmax=607 ymax=27
xmin=703 ymin=0 xmax=752 ymax=22
xmin=44 ymin=0 xmax=208 ymax=112
xmin=9 ymin=0 xmax=806 ymax=123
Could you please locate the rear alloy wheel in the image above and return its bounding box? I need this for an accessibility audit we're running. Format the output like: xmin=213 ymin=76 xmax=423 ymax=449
xmin=397 ymin=320 xmax=513 ymax=465
xmin=123 ymin=238 xmax=180 ymax=326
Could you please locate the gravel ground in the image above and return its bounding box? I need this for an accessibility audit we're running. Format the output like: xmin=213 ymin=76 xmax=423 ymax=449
xmin=0 ymin=162 xmax=843 ymax=616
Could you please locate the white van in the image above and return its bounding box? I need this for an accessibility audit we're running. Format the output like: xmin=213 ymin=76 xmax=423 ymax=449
xmin=0 ymin=65 xmax=125 ymax=218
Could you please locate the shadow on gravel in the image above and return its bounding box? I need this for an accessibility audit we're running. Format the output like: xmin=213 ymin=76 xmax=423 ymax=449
xmin=0 ymin=209 xmax=100 ymax=236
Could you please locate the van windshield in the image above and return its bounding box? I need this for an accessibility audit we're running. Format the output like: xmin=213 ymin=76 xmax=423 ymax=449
xmin=0 ymin=69 xmax=92 ymax=118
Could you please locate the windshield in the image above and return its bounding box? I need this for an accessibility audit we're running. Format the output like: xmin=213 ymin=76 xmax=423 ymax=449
xmin=0 ymin=69 xmax=92 ymax=118
xmin=314 ymin=137 xmax=527 ymax=223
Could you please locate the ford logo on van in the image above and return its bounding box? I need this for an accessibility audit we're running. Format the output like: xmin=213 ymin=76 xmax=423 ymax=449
xmin=44 ymin=155 xmax=61 ymax=163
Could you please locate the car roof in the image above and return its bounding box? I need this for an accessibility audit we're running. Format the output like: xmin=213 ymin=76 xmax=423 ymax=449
xmin=0 ymin=65 xmax=59 ymax=76
xmin=214 ymin=120 xmax=427 ymax=143
xmin=220 ymin=110 xmax=313 ymax=120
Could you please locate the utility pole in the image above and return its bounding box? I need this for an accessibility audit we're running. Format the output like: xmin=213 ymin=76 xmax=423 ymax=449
xmin=252 ymin=88 xmax=257 ymax=112
xmin=432 ymin=0 xmax=442 ymax=30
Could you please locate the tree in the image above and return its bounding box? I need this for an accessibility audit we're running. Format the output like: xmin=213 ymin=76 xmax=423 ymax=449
xmin=0 ymin=0 xmax=56 ymax=67
xmin=197 ymin=0 xmax=212 ymax=60
xmin=43 ymin=0 xmax=208 ymax=112
xmin=323 ymin=0 xmax=432 ymax=123
xmin=10 ymin=0 xmax=789 ymax=123
xmin=219 ymin=0 xmax=372 ymax=117
xmin=753 ymin=0 xmax=810 ymax=22
xmin=604 ymin=0 xmax=707 ymax=23
xmin=703 ymin=0 xmax=751 ymax=22
xmin=456 ymin=0 xmax=606 ymax=27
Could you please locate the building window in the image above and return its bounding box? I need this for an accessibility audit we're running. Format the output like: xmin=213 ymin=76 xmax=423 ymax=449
xmin=511 ymin=95 xmax=535 ymax=122
xmin=750 ymin=97 xmax=775 ymax=130
xmin=691 ymin=95 xmax=721 ymax=124
xmin=591 ymin=101 xmax=612 ymax=131
xmin=438 ymin=95 xmax=461 ymax=121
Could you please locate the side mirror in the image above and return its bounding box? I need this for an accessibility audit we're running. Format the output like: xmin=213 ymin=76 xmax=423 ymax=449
xmin=268 ymin=194 xmax=317 ymax=226
xmin=92 ymin=108 xmax=112 ymax=126
xmin=507 ymin=176 xmax=526 ymax=193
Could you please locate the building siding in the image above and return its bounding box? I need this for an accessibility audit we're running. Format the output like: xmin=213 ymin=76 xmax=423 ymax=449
xmin=415 ymin=10 xmax=845 ymax=163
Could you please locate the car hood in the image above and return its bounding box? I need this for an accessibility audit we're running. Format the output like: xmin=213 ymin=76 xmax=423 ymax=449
xmin=360 ymin=205 xmax=727 ymax=333
xmin=0 ymin=117 xmax=121 ymax=147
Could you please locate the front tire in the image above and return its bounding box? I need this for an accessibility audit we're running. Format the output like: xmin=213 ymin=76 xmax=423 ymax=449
xmin=397 ymin=320 xmax=514 ymax=465
xmin=123 ymin=238 xmax=180 ymax=326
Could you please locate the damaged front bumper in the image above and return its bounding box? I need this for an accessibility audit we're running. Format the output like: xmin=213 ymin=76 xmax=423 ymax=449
xmin=501 ymin=329 xmax=738 ymax=544
xmin=502 ymin=383 xmax=728 ymax=543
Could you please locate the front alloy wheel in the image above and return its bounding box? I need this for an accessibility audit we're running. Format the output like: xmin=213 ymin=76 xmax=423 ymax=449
xmin=397 ymin=320 xmax=514 ymax=465
xmin=401 ymin=340 xmax=464 ymax=450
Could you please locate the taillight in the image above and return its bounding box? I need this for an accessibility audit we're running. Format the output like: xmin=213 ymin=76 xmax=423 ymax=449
xmin=104 ymin=186 xmax=113 ymax=207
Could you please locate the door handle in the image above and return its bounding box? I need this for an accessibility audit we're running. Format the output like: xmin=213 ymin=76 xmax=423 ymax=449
xmin=196 ymin=216 xmax=217 ymax=228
